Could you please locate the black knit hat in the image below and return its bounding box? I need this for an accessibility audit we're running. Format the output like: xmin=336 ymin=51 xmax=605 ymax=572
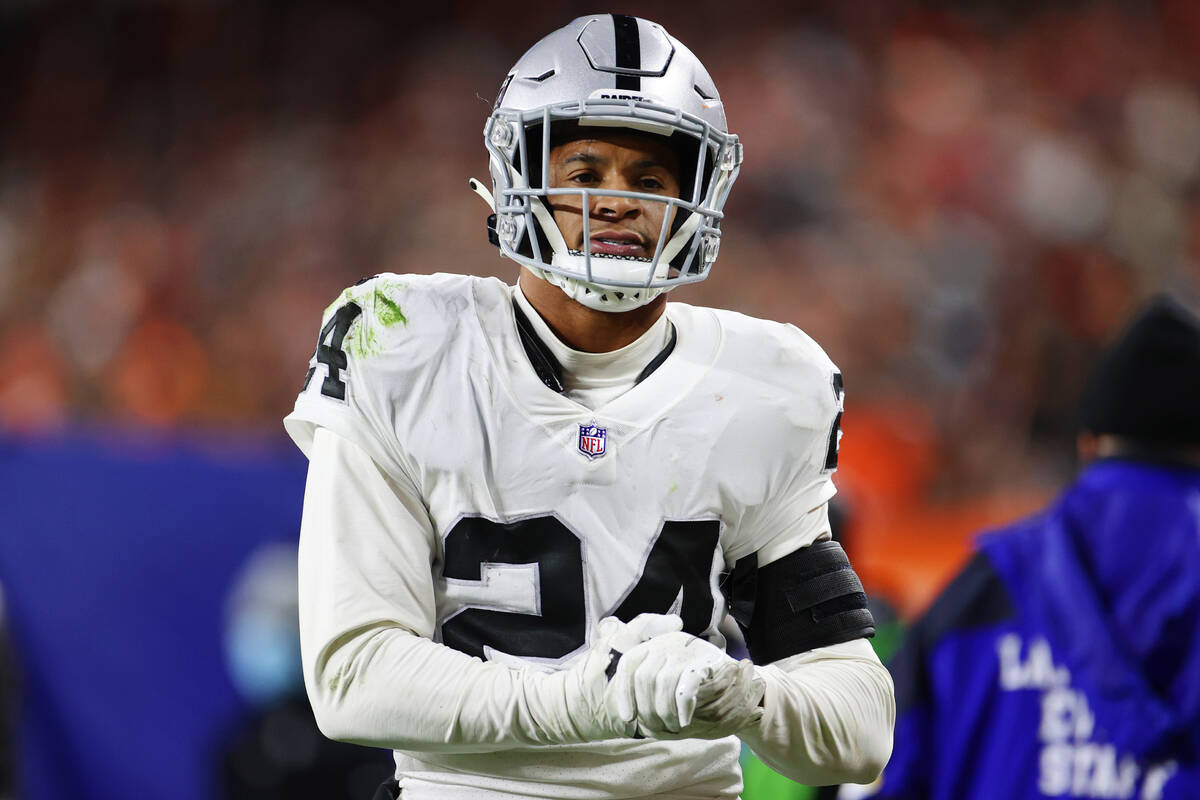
xmin=1079 ymin=294 xmax=1200 ymax=444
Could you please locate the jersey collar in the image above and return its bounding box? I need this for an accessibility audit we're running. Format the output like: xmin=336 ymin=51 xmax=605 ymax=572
xmin=511 ymin=298 xmax=677 ymax=394
xmin=470 ymin=278 xmax=722 ymax=430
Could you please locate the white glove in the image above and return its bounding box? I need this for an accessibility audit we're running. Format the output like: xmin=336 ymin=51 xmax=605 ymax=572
xmin=688 ymin=657 xmax=766 ymax=737
xmin=556 ymin=613 xmax=684 ymax=741
xmin=605 ymin=629 xmax=765 ymax=739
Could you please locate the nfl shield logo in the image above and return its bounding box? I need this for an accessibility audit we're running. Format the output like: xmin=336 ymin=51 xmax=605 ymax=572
xmin=578 ymin=422 xmax=607 ymax=459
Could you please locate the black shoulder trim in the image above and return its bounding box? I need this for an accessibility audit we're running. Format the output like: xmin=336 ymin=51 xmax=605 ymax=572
xmin=511 ymin=301 xmax=565 ymax=393
xmin=889 ymin=551 xmax=1016 ymax=715
xmin=634 ymin=323 xmax=677 ymax=385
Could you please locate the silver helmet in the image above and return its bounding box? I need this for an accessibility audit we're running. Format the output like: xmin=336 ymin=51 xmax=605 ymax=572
xmin=470 ymin=15 xmax=742 ymax=312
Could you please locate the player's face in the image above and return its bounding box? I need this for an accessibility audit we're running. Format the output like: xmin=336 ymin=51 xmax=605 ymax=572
xmin=547 ymin=132 xmax=681 ymax=260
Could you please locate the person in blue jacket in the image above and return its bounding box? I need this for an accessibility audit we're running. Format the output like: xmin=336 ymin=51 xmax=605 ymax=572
xmin=873 ymin=295 xmax=1200 ymax=800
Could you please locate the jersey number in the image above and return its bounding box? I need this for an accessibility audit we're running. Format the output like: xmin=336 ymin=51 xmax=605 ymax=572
xmin=441 ymin=517 xmax=720 ymax=661
xmin=824 ymin=372 xmax=844 ymax=470
xmin=303 ymin=302 xmax=363 ymax=401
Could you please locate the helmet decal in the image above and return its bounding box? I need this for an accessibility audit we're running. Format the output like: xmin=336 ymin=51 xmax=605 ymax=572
xmin=611 ymin=14 xmax=641 ymax=90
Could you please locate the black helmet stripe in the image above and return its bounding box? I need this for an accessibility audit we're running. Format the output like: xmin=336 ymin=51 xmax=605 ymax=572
xmin=612 ymin=14 xmax=641 ymax=90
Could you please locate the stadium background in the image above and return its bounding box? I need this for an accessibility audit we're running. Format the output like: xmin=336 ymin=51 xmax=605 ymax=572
xmin=1 ymin=0 xmax=1198 ymax=797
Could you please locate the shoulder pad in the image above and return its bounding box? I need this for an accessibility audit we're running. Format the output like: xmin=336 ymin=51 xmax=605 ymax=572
xmin=286 ymin=273 xmax=493 ymax=468
xmin=708 ymin=310 xmax=844 ymax=447
xmin=712 ymin=309 xmax=838 ymax=388
xmin=317 ymin=272 xmax=483 ymax=363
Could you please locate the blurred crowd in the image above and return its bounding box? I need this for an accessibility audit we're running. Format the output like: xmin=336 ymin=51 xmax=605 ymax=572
xmin=2 ymin=0 xmax=1199 ymax=556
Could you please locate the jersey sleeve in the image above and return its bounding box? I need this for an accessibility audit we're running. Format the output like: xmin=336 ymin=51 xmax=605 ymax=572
xmin=296 ymin=427 xmax=506 ymax=749
xmin=284 ymin=276 xmax=418 ymax=481
xmin=724 ymin=323 xmax=844 ymax=565
xmin=742 ymin=638 xmax=894 ymax=786
xmin=299 ymin=428 xmax=624 ymax=753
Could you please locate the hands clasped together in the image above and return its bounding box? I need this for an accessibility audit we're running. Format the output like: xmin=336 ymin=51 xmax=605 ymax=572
xmin=569 ymin=613 xmax=765 ymax=741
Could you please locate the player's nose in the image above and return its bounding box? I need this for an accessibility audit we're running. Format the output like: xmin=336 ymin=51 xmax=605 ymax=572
xmin=591 ymin=185 xmax=641 ymax=219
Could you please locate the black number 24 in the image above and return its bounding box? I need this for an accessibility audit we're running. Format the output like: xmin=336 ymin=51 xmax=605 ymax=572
xmin=441 ymin=516 xmax=720 ymax=661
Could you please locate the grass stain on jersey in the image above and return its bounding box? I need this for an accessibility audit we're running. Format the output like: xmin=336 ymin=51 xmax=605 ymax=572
xmin=328 ymin=664 xmax=349 ymax=693
xmin=375 ymin=290 xmax=408 ymax=328
xmin=344 ymin=322 xmax=380 ymax=360
xmin=324 ymin=278 xmax=411 ymax=360
xmin=339 ymin=292 xmax=380 ymax=360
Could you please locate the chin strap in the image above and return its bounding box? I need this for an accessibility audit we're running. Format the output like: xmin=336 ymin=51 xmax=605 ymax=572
xmin=469 ymin=178 xmax=503 ymax=249
xmin=529 ymin=196 xmax=571 ymax=258
xmin=469 ymin=173 xmax=571 ymax=262
xmin=467 ymin=178 xmax=495 ymax=211
xmin=659 ymin=213 xmax=703 ymax=265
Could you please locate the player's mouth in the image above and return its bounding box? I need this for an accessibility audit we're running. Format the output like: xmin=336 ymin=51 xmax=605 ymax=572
xmin=589 ymin=230 xmax=648 ymax=258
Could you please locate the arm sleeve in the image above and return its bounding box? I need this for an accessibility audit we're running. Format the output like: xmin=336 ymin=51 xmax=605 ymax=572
xmin=299 ymin=427 xmax=596 ymax=752
xmin=733 ymin=511 xmax=894 ymax=786
xmin=740 ymin=638 xmax=896 ymax=786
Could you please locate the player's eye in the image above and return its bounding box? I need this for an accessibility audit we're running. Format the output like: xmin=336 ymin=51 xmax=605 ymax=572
xmin=639 ymin=176 xmax=666 ymax=191
xmin=567 ymin=170 xmax=599 ymax=185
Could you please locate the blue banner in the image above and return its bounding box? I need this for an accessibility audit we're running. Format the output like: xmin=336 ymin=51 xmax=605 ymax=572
xmin=0 ymin=430 xmax=310 ymax=800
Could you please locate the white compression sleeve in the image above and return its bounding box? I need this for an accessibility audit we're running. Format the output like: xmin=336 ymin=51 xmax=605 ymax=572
xmin=729 ymin=505 xmax=895 ymax=785
xmin=740 ymin=638 xmax=895 ymax=785
xmin=299 ymin=427 xmax=606 ymax=752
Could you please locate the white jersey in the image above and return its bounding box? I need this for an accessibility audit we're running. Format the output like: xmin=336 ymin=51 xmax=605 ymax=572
xmin=285 ymin=272 xmax=846 ymax=798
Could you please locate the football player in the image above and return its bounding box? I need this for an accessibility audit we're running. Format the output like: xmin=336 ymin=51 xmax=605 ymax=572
xmin=285 ymin=14 xmax=894 ymax=799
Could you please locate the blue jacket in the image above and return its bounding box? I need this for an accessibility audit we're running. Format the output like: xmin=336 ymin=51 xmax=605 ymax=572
xmin=875 ymin=459 xmax=1200 ymax=800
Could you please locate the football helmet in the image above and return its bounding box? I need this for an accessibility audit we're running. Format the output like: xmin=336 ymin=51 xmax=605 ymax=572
xmin=470 ymin=15 xmax=742 ymax=312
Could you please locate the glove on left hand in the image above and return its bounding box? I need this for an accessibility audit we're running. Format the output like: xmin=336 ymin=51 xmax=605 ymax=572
xmin=605 ymin=630 xmax=764 ymax=739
